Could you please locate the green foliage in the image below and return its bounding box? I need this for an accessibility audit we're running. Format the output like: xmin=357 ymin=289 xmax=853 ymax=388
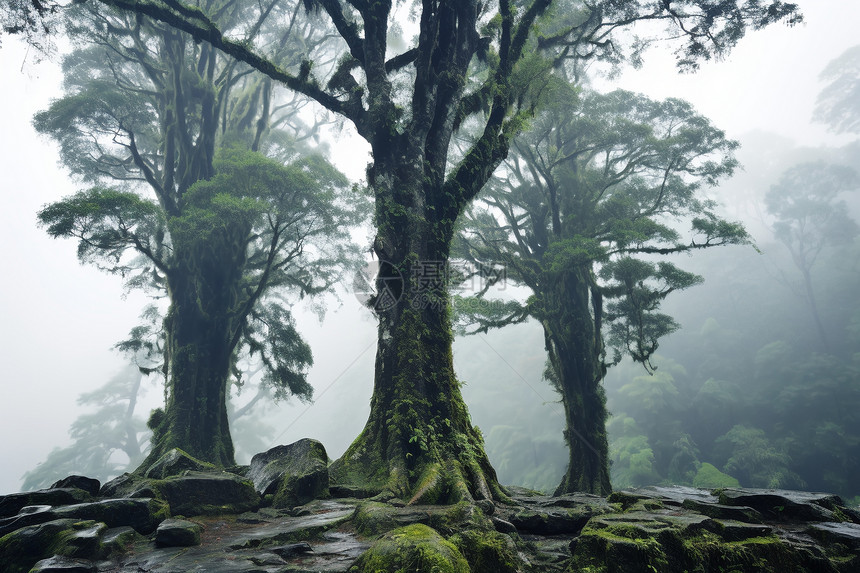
xmin=607 ymin=415 xmax=660 ymax=488
xmin=692 ymin=463 xmax=740 ymax=489
xmin=459 ymin=84 xmax=747 ymax=370
xmin=37 ymin=188 xmax=166 ymax=285
xmin=33 ymin=3 xmax=364 ymax=467
xmin=715 ymin=425 xmax=803 ymax=489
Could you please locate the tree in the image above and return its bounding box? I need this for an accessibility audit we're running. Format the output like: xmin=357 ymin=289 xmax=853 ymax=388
xmin=20 ymin=364 xmax=151 ymax=490
xmin=457 ymin=86 xmax=748 ymax=494
xmin=764 ymin=162 xmax=859 ymax=352
xmin=0 ymin=0 xmax=62 ymax=54
xmin=814 ymin=44 xmax=860 ymax=135
xmin=86 ymin=0 xmax=800 ymax=502
xmin=36 ymin=3 xmax=361 ymax=468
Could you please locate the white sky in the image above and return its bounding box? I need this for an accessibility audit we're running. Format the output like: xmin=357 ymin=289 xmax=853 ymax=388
xmin=0 ymin=0 xmax=858 ymax=494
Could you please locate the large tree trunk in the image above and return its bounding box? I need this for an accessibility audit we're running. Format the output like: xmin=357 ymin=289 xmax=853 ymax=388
xmin=542 ymin=268 xmax=612 ymax=495
xmin=139 ymin=268 xmax=238 ymax=470
xmin=330 ymin=161 xmax=504 ymax=504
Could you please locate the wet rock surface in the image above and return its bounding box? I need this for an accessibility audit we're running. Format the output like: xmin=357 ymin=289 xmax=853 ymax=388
xmin=154 ymin=518 xmax=203 ymax=547
xmin=248 ymin=439 xmax=330 ymax=508
xmin=3 ymin=464 xmax=860 ymax=573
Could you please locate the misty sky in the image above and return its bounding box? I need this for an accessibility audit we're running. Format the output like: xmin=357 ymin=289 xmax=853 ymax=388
xmin=0 ymin=0 xmax=858 ymax=495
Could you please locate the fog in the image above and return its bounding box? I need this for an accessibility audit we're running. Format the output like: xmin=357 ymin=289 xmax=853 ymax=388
xmin=1 ymin=0 xmax=858 ymax=497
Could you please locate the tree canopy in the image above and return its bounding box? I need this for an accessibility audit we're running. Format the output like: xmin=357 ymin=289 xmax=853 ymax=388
xmin=29 ymin=0 xmax=802 ymax=500
xmin=456 ymin=84 xmax=749 ymax=493
xmin=35 ymin=1 xmax=364 ymax=467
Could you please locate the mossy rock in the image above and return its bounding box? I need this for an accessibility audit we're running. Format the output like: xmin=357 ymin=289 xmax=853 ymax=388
xmin=0 ymin=519 xmax=105 ymax=573
xmin=248 ymin=439 xmax=330 ymax=508
xmin=154 ymin=518 xmax=203 ymax=547
xmin=571 ymin=520 xmax=841 ymax=573
xmin=53 ymin=498 xmax=170 ymax=535
xmin=101 ymin=471 xmax=259 ymax=517
xmin=150 ymin=472 xmax=260 ymax=516
xmin=349 ymin=523 xmax=469 ymax=573
xmin=352 ymin=500 xmax=486 ymax=538
xmin=144 ymin=448 xmax=216 ymax=479
xmin=448 ymin=528 xmax=520 ymax=573
xmin=0 ymin=489 xmax=93 ymax=519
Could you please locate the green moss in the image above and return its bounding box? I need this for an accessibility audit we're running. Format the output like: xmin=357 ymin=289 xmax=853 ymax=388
xmin=352 ymin=502 xmax=399 ymax=537
xmin=349 ymin=524 xmax=469 ymax=573
xmin=0 ymin=519 xmax=106 ymax=573
xmin=693 ymin=463 xmax=741 ymax=489
xmin=449 ymin=529 xmax=519 ymax=573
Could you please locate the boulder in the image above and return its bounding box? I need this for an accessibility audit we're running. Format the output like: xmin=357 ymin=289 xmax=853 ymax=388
xmin=448 ymin=528 xmax=519 ymax=573
xmin=0 ymin=519 xmax=105 ymax=573
xmin=269 ymin=541 xmax=313 ymax=558
xmin=0 ymin=498 xmax=169 ymax=537
xmin=52 ymin=498 xmax=169 ymax=535
xmin=28 ymin=555 xmax=97 ymax=573
xmin=144 ymin=448 xmax=215 ymax=479
xmin=349 ymin=523 xmax=469 ymax=573
xmin=248 ymin=439 xmax=329 ymax=508
xmin=98 ymin=470 xmax=259 ymax=517
xmin=99 ymin=473 xmax=148 ymax=499
xmin=100 ymin=526 xmax=141 ymax=556
xmin=49 ymin=476 xmax=101 ymax=497
xmin=717 ymin=488 xmax=846 ymax=521
xmin=808 ymin=521 xmax=860 ymax=549
xmin=150 ymin=471 xmax=260 ymax=516
xmin=154 ymin=518 xmax=203 ymax=547
xmin=0 ymin=489 xmax=92 ymax=519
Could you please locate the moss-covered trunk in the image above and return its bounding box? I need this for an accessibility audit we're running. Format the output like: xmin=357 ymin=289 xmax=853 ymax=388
xmin=331 ymin=154 xmax=503 ymax=503
xmin=541 ymin=267 xmax=611 ymax=495
xmin=139 ymin=254 xmax=241 ymax=470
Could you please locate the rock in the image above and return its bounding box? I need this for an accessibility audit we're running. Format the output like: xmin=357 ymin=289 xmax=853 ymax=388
xmin=99 ymin=470 xmax=260 ymax=517
xmin=349 ymin=523 xmax=469 ymax=573
xmin=718 ymin=488 xmax=843 ymax=521
xmin=52 ymin=498 xmax=169 ymax=535
xmin=449 ymin=528 xmax=520 ymax=573
xmin=680 ymin=498 xmax=764 ymax=523
xmin=248 ymin=439 xmax=329 ymax=508
xmin=504 ymin=506 xmax=593 ymax=535
xmin=28 ymin=555 xmax=97 ymax=572
xmin=0 ymin=489 xmax=92 ymax=519
xmin=99 ymin=473 xmax=144 ymax=498
xmin=497 ymin=490 xmax=614 ymax=536
xmin=100 ymin=526 xmax=141 ymax=556
xmin=710 ymin=518 xmax=773 ymax=541
xmin=269 ymin=541 xmax=313 ymax=558
xmin=808 ymin=521 xmax=860 ymax=549
xmin=49 ymin=477 xmax=101 ymax=497
xmin=155 ymin=518 xmax=203 ymax=547
xmin=229 ymin=501 xmax=355 ymax=549
xmin=144 ymin=448 xmax=216 ymax=479
xmin=1 ymin=498 xmax=169 ymax=536
xmin=490 ymin=516 xmax=517 ymax=535
xmin=330 ymin=485 xmax=378 ymax=499
xmin=149 ymin=471 xmax=261 ymax=516
xmin=0 ymin=519 xmax=105 ymax=573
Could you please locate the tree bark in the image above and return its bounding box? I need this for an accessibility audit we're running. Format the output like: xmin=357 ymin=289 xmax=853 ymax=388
xmin=541 ymin=267 xmax=612 ymax=495
xmin=330 ymin=160 xmax=504 ymax=503
xmin=140 ymin=261 xmax=240 ymax=469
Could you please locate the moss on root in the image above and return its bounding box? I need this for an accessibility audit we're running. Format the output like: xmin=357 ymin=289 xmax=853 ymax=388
xmin=448 ymin=528 xmax=519 ymax=573
xmin=349 ymin=523 xmax=470 ymax=573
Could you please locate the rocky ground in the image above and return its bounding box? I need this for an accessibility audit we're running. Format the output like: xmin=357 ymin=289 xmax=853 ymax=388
xmin=1 ymin=440 xmax=859 ymax=572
